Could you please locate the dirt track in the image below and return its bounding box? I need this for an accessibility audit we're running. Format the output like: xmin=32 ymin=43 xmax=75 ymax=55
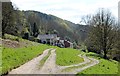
xmin=9 ymin=48 xmax=99 ymax=74
xmin=9 ymin=48 xmax=51 ymax=74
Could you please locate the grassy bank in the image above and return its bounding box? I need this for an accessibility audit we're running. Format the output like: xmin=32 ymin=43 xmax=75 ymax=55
xmin=77 ymin=52 xmax=118 ymax=74
xmin=62 ymin=58 xmax=93 ymax=72
xmin=56 ymin=48 xmax=84 ymax=66
xmin=2 ymin=43 xmax=50 ymax=75
xmin=0 ymin=52 xmax=1 ymax=75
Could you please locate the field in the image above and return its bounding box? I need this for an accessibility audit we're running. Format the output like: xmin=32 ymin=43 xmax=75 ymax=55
xmin=62 ymin=57 xmax=93 ymax=72
xmin=56 ymin=48 xmax=84 ymax=66
xmin=1 ymin=34 xmax=119 ymax=75
xmin=0 ymin=48 xmax=1 ymax=74
xmin=1 ymin=34 xmax=50 ymax=75
xmin=77 ymin=52 xmax=118 ymax=74
xmin=2 ymin=44 xmax=50 ymax=75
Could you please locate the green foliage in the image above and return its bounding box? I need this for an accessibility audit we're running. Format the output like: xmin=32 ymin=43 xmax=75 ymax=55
xmin=77 ymin=52 xmax=118 ymax=74
xmin=2 ymin=44 xmax=50 ymax=75
xmin=4 ymin=34 xmax=22 ymax=42
xmin=25 ymin=11 xmax=89 ymax=43
xmin=85 ymin=9 xmax=118 ymax=59
xmin=85 ymin=52 xmax=102 ymax=58
xmin=2 ymin=2 xmax=15 ymax=36
xmin=3 ymin=4 xmax=90 ymax=44
xmin=56 ymin=48 xmax=84 ymax=66
xmin=80 ymin=44 xmax=88 ymax=53
xmin=33 ymin=22 xmax=39 ymax=37
xmin=22 ymin=33 xmax=29 ymax=39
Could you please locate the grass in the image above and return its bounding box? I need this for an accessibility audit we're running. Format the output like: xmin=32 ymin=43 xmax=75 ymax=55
xmin=3 ymin=34 xmax=40 ymax=47
xmin=0 ymin=64 xmax=1 ymax=75
xmin=39 ymin=49 xmax=52 ymax=68
xmin=2 ymin=34 xmax=119 ymax=75
xmin=2 ymin=42 xmax=50 ymax=75
xmin=77 ymin=52 xmax=118 ymax=74
xmin=4 ymin=34 xmax=22 ymax=42
xmin=0 ymin=46 xmax=2 ymax=75
xmin=56 ymin=48 xmax=84 ymax=66
xmin=62 ymin=58 xmax=93 ymax=72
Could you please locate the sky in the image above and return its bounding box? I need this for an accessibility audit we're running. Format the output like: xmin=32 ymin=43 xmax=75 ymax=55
xmin=11 ymin=0 xmax=119 ymax=24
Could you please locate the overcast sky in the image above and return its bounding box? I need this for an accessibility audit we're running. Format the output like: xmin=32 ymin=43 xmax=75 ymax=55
xmin=11 ymin=0 xmax=119 ymax=24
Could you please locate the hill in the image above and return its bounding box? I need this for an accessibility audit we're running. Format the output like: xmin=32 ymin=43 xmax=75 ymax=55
xmin=6 ymin=10 xmax=90 ymax=44
xmin=23 ymin=10 xmax=90 ymax=43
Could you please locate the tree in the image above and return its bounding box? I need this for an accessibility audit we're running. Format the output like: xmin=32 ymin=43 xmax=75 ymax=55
xmin=21 ymin=27 xmax=29 ymax=39
xmin=33 ymin=22 xmax=39 ymax=37
xmin=112 ymin=26 xmax=120 ymax=61
xmin=11 ymin=10 xmax=29 ymax=37
xmin=81 ymin=14 xmax=93 ymax=25
xmin=53 ymin=29 xmax=58 ymax=34
xmin=27 ymin=12 xmax=42 ymax=35
xmin=83 ymin=9 xmax=117 ymax=59
xmin=2 ymin=2 xmax=15 ymax=37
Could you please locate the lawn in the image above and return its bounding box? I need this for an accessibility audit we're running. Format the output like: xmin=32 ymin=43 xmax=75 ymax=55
xmin=2 ymin=41 xmax=50 ymax=75
xmin=56 ymin=48 xmax=84 ymax=66
xmin=3 ymin=34 xmax=40 ymax=47
xmin=62 ymin=58 xmax=93 ymax=72
xmin=2 ymin=34 xmax=119 ymax=75
xmin=77 ymin=52 xmax=118 ymax=75
xmin=0 ymin=45 xmax=2 ymax=75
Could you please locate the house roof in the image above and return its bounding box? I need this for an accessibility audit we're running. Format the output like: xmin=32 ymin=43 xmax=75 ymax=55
xmin=64 ymin=40 xmax=73 ymax=44
xmin=37 ymin=34 xmax=58 ymax=39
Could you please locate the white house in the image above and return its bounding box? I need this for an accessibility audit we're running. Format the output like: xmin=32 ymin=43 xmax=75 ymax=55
xmin=37 ymin=34 xmax=60 ymax=45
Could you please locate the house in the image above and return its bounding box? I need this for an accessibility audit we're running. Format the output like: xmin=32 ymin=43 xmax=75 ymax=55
xmin=64 ymin=40 xmax=73 ymax=48
xmin=37 ymin=34 xmax=73 ymax=48
xmin=37 ymin=34 xmax=60 ymax=45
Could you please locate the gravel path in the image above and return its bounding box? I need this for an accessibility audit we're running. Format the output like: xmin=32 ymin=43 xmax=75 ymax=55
xmin=9 ymin=48 xmax=99 ymax=74
xmin=60 ymin=57 xmax=99 ymax=74
xmin=9 ymin=48 xmax=52 ymax=74
xmin=34 ymin=49 xmax=59 ymax=74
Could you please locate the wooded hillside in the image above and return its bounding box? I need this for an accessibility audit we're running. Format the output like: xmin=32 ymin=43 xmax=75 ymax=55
xmin=2 ymin=2 xmax=90 ymax=45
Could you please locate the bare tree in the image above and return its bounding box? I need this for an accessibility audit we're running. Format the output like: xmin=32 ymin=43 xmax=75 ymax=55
xmin=81 ymin=14 xmax=93 ymax=25
xmin=84 ymin=9 xmax=117 ymax=59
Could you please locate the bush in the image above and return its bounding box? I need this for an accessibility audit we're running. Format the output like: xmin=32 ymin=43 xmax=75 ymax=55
xmin=22 ymin=33 xmax=29 ymax=39
xmin=4 ymin=34 xmax=21 ymax=41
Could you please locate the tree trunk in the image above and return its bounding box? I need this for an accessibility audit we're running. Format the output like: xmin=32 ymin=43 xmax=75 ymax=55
xmin=103 ymin=50 xmax=107 ymax=59
xmin=2 ymin=31 xmax=5 ymax=38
